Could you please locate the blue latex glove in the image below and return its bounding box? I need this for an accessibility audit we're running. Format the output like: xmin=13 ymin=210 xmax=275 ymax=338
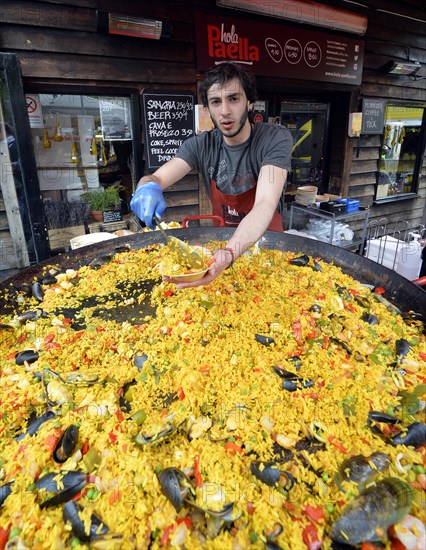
xmin=130 ymin=182 xmax=166 ymax=229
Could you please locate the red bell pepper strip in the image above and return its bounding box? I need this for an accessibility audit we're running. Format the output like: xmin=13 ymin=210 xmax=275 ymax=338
xmin=225 ymin=441 xmax=244 ymax=455
xmin=194 ymin=453 xmax=203 ymax=488
xmin=302 ymin=523 xmax=323 ymax=550
xmin=177 ymin=386 xmax=185 ymax=400
xmin=0 ymin=526 xmax=11 ymax=550
xmin=328 ymin=436 xmax=347 ymax=454
xmin=160 ymin=524 xmax=175 ymax=545
xmin=304 ymin=504 xmax=326 ymax=524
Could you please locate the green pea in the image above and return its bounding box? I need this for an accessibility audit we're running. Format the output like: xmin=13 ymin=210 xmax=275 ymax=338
xmin=9 ymin=527 xmax=21 ymax=540
xmin=27 ymin=482 xmax=36 ymax=491
xmin=413 ymin=465 xmax=425 ymax=474
xmin=86 ymin=487 xmax=95 ymax=500
xmin=71 ymin=537 xmax=80 ymax=548
xmin=249 ymin=532 xmax=258 ymax=543
xmin=326 ymin=504 xmax=334 ymax=513
xmin=321 ymin=473 xmax=330 ymax=481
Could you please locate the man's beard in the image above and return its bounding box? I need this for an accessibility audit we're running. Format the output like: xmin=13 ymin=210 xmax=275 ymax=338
xmin=212 ymin=110 xmax=249 ymax=139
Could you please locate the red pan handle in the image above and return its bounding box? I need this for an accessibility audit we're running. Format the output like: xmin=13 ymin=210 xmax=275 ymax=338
xmin=412 ymin=276 xmax=426 ymax=286
xmin=182 ymin=215 xmax=225 ymax=227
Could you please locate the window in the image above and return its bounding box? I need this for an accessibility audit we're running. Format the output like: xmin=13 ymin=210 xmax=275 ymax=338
xmin=376 ymin=104 xmax=426 ymax=201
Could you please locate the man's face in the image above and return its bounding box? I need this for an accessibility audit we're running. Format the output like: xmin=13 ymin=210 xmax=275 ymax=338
xmin=206 ymin=77 xmax=252 ymax=143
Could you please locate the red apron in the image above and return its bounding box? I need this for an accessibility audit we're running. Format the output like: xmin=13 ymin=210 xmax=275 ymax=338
xmin=211 ymin=178 xmax=283 ymax=232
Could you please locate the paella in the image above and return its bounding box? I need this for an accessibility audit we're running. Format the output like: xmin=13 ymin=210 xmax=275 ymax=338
xmin=0 ymin=240 xmax=425 ymax=549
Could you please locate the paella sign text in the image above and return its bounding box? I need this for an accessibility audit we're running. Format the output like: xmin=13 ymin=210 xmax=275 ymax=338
xmin=196 ymin=13 xmax=364 ymax=85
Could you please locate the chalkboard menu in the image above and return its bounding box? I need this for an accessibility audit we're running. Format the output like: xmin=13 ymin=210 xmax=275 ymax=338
xmin=142 ymin=92 xmax=195 ymax=169
xmin=361 ymin=98 xmax=386 ymax=134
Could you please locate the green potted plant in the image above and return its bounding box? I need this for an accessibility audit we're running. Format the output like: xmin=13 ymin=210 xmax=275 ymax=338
xmin=81 ymin=185 xmax=122 ymax=222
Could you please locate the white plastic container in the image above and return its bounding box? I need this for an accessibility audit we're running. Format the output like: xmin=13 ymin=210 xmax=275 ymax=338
xmin=70 ymin=232 xmax=118 ymax=250
xmin=365 ymin=236 xmax=421 ymax=280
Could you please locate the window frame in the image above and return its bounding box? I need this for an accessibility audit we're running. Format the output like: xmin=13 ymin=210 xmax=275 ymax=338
xmin=374 ymin=101 xmax=426 ymax=204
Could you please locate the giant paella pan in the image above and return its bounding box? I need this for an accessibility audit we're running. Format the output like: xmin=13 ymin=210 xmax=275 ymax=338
xmin=0 ymin=228 xmax=425 ymax=550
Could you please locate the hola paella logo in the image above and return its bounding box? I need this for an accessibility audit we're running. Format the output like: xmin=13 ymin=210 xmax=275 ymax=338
xmin=207 ymin=23 xmax=260 ymax=63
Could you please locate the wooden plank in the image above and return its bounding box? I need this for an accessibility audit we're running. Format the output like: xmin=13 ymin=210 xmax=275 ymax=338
xmin=348 ymin=185 xmax=376 ymax=198
xmin=350 ymin=160 xmax=379 ymax=175
xmin=48 ymin=225 xmax=86 ymax=250
xmin=32 ymin=0 xmax=96 ymax=7
xmin=167 ymin=177 xmax=199 ymax=192
xmin=0 ymin=213 xmax=9 ymax=231
xmin=350 ymin=174 xmax=377 ymax=187
xmin=352 ymin=148 xmax=380 ymax=161
xmin=0 ymin=113 xmax=29 ymax=269
xmin=0 ymin=199 xmax=5 ymax=212
xmin=16 ymin=52 xmax=197 ymax=84
xmin=0 ymin=25 xmax=195 ymax=63
xmin=162 ymin=205 xmax=199 ymax=224
xmin=0 ymin=0 xmax=95 ymax=31
xmin=163 ymin=190 xmax=199 ymax=208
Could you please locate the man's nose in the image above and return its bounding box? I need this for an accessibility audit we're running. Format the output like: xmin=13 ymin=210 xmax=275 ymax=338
xmin=220 ymin=100 xmax=231 ymax=115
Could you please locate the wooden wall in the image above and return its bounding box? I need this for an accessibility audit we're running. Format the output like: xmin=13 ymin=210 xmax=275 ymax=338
xmin=0 ymin=0 xmax=425 ymax=232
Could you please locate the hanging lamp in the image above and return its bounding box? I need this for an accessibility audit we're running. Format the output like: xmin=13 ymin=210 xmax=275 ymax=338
xmin=53 ymin=120 xmax=63 ymax=142
xmin=42 ymin=128 xmax=51 ymax=149
xmin=70 ymin=142 xmax=79 ymax=164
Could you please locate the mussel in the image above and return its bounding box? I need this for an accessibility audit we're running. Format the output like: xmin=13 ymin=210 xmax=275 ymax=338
xmin=250 ymin=461 xmax=294 ymax=491
xmin=133 ymin=350 xmax=148 ymax=371
xmin=289 ymin=254 xmax=309 ymax=266
xmin=0 ymin=481 xmax=13 ymax=508
xmin=16 ymin=409 xmax=56 ymax=442
xmin=255 ymin=334 xmax=275 ymax=346
xmin=15 ymin=349 xmax=39 ymax=365
xmin=63 ymin=501 xmax=109 ymax=541
xmin=40 ymin=274 xmax=58 ymax=286
xmin=134 ymin=421 xmax=176 ymax=445
xmin=361 ymin=313 xmax=379 ymax=325
xmin=330 ymin=477 xmax=413 ymax=544
xmin=157 ymin=467 xmax=194 ymax=512
xmin=396 ymin=338 xmax=411 ymax=360
xmin=16 ymin=309 xmax=48 ymax=324
xmin=53 ymin=425 xmax=79 ymax=463
xmin=272 ymin=368 xmax=313 ymax=392
xmin=392 ymin=422 xmax=426 ymax=448
xmin=35 ymin=470 xmax=87 ymax=508
xmin=335 ymin=452 xmax=389 ymax=491
xmin=32 ymin=281 xmax=44 ymax=302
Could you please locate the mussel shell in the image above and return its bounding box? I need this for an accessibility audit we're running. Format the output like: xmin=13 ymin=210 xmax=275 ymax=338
xmin=0 ymin=324 xmax=13 ymax=330
xmin=329 ymin=337 xmax=351 ymax=355
xmin=250 ymin=461 xmax=281 ymax=487
xmin=310 ymin=304 xmax=321 ymax=313
xmin=265 ymin=542 xmax=283 ymax=550
xmin=0 ymin=481 xmax=13 ymax=508
xmin=53 ymin=425 xmax=79 ymax=463
xmin=336 ymin=452 xmax=389 ymax=487
xmin=330 ymin=478 xmax=413 ymax=544
xmin=361 ymin=313 xmax=379 ymax=325
xmin=289 ymin=254 xmax=309 ymax=266
xmin=396 ymin=338 xmax=410 ymax=359
xmin=16 ymin=410 xmax=56 ymax=442
xmin=35 ymin=470 xmax=87 ymax=508
xmin=32 ymin=281 xmax=44 ymax=302
xmin=255 ymin=334 xmax=275 ymax=346
xmin=288 ymin=356 xmax=302 ymax=370
xmin=40 ymin=274 xmax=57 ymax=285
xmin=133 ymin=351 xmax=148 ymax=371
xmin=312 ymin=260 xmax=323 ymax=272
xmin=63 ymin=501 xmax=109 ymax=541
xmin=272 ymin=367 xmax=298 ymax=380
xmin=15 ymin=349 xmax=39 ymax=365
xmin=392 ymin=422 xmax=426 ymax=448
xmin=157 ymin=467 xmax=191 ymax=512
xmin=17 ymin=309 xmax=48 ymax=324
xmin=134 ymin=422 xmax=175 ymax=445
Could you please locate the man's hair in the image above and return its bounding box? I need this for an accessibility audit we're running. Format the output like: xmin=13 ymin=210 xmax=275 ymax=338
xmin=199 ymin=62 xmax=258 ymax=107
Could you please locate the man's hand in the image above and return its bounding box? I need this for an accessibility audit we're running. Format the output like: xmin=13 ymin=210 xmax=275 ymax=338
xmin=130 ymin=182 xmax=166 ymax=229
xmin=162 ymin=248 xmax=234 ymax=289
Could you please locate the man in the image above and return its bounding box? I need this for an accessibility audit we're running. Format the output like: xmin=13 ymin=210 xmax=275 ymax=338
xmin=131 ymin=62 xmax=292 ymax=287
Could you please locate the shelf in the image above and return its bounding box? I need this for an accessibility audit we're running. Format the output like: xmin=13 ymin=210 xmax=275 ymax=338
xmin=288 ymin=204 xmax=370 ymax=252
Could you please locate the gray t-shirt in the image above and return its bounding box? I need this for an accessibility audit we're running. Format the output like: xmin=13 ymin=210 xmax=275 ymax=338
xmin=176 ymin=123 xmax=292 ymax=196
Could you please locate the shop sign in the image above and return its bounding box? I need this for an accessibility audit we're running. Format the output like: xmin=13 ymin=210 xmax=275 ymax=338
xmin=142 ymin=92 xmax=195 ymax=169
xmin=26 ymin=94 xmax=44 ymax=128
xmin=195 ymin=13 xmax=364 ymax=85
xmin=361 ymin=98 xmax=385 ymax=134
xmin=99 ymin=98 xmax=132 ymax=141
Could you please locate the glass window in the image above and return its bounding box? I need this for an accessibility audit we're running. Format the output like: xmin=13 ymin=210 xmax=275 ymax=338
xmin=29 ymin=94 xmax=136 ymax=251
xmin=376 ymin=104 xmax=425 ymax=200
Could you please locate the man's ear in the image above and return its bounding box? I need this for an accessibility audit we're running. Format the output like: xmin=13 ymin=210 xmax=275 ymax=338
xmin=248 ymin=102 xmax=254 ymax=111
